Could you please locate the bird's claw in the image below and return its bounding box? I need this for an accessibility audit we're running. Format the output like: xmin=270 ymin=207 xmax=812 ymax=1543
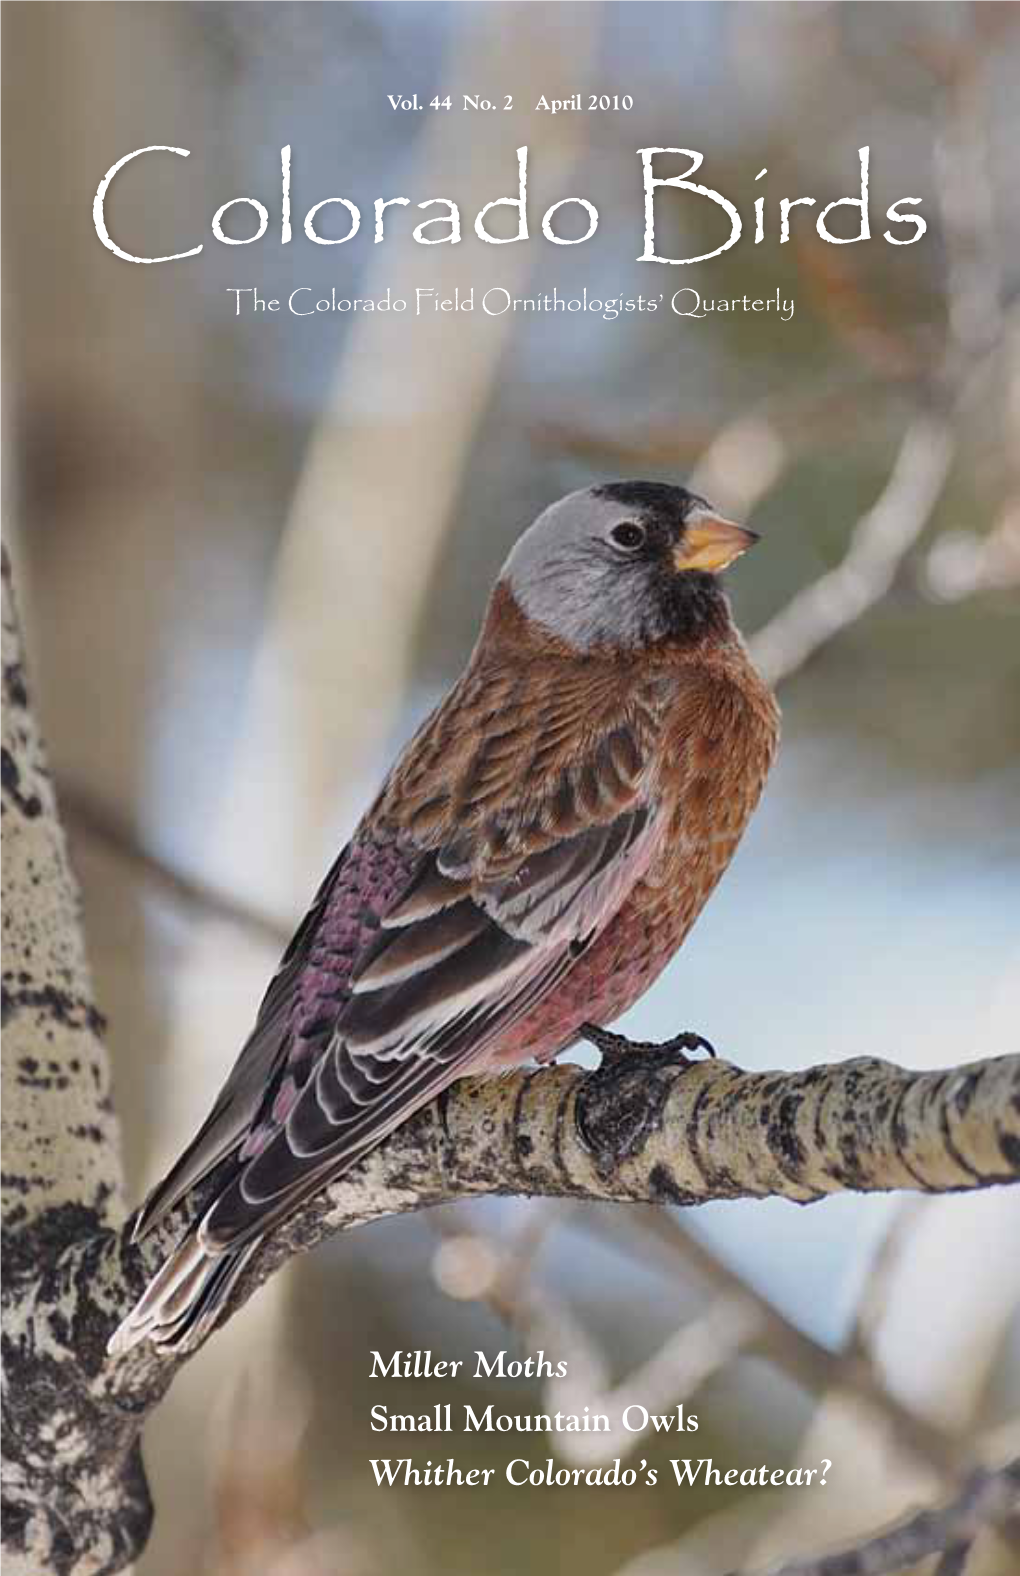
xmin=579 ymin=1022 xmax=717 ymax=1069
xmin=662 ymin=1030 xmax=716 ymax=1060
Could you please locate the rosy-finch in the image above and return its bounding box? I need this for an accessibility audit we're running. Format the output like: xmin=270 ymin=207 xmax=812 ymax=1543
xmin=109 ymin=481 xmax=779 ymax=1355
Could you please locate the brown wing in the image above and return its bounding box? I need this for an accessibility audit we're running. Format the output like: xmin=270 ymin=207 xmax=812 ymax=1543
xmin=196 ymin=654 xmax=670 ymax=1249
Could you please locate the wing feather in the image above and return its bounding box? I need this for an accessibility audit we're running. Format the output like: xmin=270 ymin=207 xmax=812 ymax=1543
xmin=145 ymin=657 xmax=671 ymax=1255
xmin=198 ymin=800 xmax=656 ymax=1249
xmin=131 ymin=847 xmax=353 ymax=1238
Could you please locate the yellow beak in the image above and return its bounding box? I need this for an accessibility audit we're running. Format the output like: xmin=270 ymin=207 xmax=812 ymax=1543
xmin=673 ymin=511 xmax=760 ymax=574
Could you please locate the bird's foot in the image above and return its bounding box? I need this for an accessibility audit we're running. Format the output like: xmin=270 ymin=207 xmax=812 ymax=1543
xmin=579 ymin=1022 xmax=717 ymax=1071
xmin=575 ymin=1024 xmax=717 ymax=1178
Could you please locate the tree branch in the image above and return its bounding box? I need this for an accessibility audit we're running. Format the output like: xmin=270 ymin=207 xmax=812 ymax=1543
xmin=92 ymin=1048 xmax=1020 ymax=1405
xmin=748 ymin=411 xmax=956 ymax=687
xmin=218 ymin=1050 xmax=1019 ymax=1311
xmin=740 ymin=1458 xmax=1020 ymax=1576
xmin=590 ymin=1207 xmax=967 ymax=1479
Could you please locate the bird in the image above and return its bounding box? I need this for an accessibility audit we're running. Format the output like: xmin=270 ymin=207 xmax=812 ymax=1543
xmin=108 ymin=480 xmax=779 ymax=1356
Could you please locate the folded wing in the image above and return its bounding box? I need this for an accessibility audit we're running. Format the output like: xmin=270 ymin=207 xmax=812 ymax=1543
xmin=135 ymin=659 xmax=668 ymax=1262
xmin=200 ymin=797 xmax=656 ymax=1247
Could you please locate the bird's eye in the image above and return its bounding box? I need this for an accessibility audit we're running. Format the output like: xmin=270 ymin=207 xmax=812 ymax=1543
xmin=609 ymin=521 xmax=646 ymax=552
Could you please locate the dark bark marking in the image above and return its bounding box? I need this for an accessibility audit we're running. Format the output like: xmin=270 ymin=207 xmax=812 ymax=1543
xmin=647 ymin=1162 xmax=700 ymax=1206
xmin=575 ymin=1050 xmax=677 ymax=1182
xmin=1 ymin=746 xmax=43 ymax=819
xmin=890 ymin=1077 xmax=935 ymax=1190
xmin=998 ymin=1131 xmax=1020 ymax=1171
xmin=1 ymin=981 xmax=105 ymax=1038
xmin=936 ymin=1097 xmax=983 ymax=1182
xmin=2 ymin=657 xmax=29 ymax=708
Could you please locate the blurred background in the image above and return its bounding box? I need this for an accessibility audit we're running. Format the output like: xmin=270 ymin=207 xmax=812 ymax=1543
xmin=3 ymin=3 xmax=1019 ymax=1573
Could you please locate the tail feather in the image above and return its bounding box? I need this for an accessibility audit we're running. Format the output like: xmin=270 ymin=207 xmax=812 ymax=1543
xmin=108 ymin=1234 xmax=259 ymax=1357
xmin=129 ymin=1093 xmax=264 ymax=1244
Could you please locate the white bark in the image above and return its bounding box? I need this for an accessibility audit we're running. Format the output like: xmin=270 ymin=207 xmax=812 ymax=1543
xmin=1 ymin=546 xmax=149 ymax=1574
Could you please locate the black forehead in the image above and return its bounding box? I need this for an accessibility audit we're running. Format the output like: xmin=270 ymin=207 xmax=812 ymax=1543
xmin=592 ymin=481 xmax=704 ymax=526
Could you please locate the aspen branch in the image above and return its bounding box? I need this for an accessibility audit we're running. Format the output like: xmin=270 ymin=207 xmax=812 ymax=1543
xmin=57 ymin=1050 xmax=1020 ymax=1405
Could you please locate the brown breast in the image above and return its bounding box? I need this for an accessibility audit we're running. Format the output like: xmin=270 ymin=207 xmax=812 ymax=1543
xmin=645 ymin=632 xmax=779 ymax=912
xmin=492 ymin=633 xmax=780 ymax=1064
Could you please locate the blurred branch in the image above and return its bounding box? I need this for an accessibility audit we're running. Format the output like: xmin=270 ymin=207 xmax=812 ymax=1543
xmin=841 ymin=1197 xmax=928 ymax=1365
xmin=748 ymin=9 xmax=1013 ymax=692
xmin=540 ymin=363 xmax=912 ymax=518
xmin=422 ymin=1189 xmax=966 ymax=1487
xmin=748 ymin=412 xmax=955 ymax=686
xmin=740 ymin=1459 xmax=1020 ymax=1576
xmin=922 ymin=502 xmax=1020 ymax=602
xmin=593 ymin=1207 xmax=965 ymax=1478
xmin=426 ymin=1209 xmax=763 ymax=1468
xmin=540 ymin=1293 xmax=760 ymax=1466
xmin=62 ymin=782 xmax=288 ymax=951
xmin=932 ymin=29 xmax=1004 ymax=374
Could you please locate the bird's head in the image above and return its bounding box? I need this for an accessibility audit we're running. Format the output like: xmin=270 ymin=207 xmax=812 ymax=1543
xmin=500 ymin=481 xmax=759 ymax=653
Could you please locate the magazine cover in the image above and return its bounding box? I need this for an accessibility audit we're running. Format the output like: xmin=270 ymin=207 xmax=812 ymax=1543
xmin=3 ymin=4 xmax=1018 ymax=1574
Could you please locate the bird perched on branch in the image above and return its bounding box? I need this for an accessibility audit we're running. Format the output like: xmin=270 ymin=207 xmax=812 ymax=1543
xmin=109 ymin=481 xmax=779 ymax=1355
